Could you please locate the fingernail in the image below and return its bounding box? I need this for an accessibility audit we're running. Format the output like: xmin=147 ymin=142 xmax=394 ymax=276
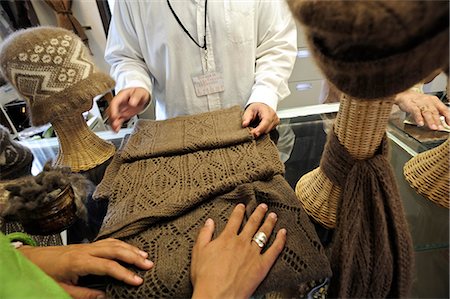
xmin=417 ymin=122 xmax=424 ymax=127
xmin=139 ymin=250 xmax=148 ymax=258
xmin=144 ymin=259 xmax=153 ymax=267
xmin=205 ymin=218 xmax=213 ymax=226
xmin=279 ymin=228 xmax=287 ymax=235
xmin=134 ymin=275 xmax=143 ymax=284
xmin=96 ymin=295 xmax=106 ymax=299
xmin=438 ymin=125 xmax=444 ymax=130
xmin=431 ymin=124 xmax=438 ymax=130
xmin=237 ymin=203 xmax=245 ymax=209
xmin=269 ymin=212 xmax=277 ymax=219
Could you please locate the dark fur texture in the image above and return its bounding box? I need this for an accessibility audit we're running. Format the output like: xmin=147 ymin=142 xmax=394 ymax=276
xmin=2 ymin=161 xmax=94 ymax=221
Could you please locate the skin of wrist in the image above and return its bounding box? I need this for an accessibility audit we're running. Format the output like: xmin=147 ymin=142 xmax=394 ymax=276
xmin=17 ymin=246 xmax=37 ymax=261
xmin=192 ymin=283 xmax=244 ymax=299
xmin=192 ymin=288 xmax=225 ymax=299
xmin=18 ymin=245 xmax=33 ymax=252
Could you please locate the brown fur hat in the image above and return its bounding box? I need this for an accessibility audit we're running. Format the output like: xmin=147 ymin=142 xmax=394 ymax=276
xmin=0 ymin=26 xmax=115 ymax=126
xmin=288 ymin=0 xmax=449 ymax=99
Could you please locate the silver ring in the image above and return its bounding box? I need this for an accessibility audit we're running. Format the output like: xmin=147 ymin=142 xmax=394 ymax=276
xmin=252 ymin=231 xmax=268 ymax=248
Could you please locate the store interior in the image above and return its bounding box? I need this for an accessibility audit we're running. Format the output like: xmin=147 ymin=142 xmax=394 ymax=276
xmin=0 ymin=1 xmax=448 ymax=298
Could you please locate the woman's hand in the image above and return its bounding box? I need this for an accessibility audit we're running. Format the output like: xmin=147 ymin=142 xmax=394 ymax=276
xmin=191 ymin=203 xmax=287 ymax=299
xmin=19 ymin=238 xmax=153 ymax=299
xmin=395 ymin=90 xmax=450 ymax=130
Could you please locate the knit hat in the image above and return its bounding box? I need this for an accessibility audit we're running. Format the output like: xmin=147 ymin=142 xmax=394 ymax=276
xmin=0 ymin=26 xmax=115 ymax=126
xmin=404 ymin=138 xmax=449 ymax=209
xmin=0 ymin=125 xmax=33 ymax=180
xmin=288 ymin=0 xmax=449 ymax=99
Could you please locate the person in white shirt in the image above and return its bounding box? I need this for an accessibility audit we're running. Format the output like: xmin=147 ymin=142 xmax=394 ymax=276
xmin=105 ymin=0 xmax=297 ymax=137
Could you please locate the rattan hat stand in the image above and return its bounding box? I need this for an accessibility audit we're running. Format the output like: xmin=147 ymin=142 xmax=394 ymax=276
xmin=0 ymin=27 xmax=116 ymax=173
xmin=403 ymin=78 xmax=450 ymax=210
xmin=51 ymin=113 xmax=115 ymax=173
xmin=296 ymin=95 xmax=394 ymax=228
xmin=404 ymin=137 xmax=450 ymax=209
xmin=0 ymin=27 xmax=116 ymax=235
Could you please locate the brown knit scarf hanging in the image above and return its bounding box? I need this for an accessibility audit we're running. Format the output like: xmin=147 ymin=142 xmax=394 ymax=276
xmin=320 ymin=130 xmax=414 ymax=298
xmin=95 ymin=106 xmax=332 ymax=298
xmin=44 ymin=0 xmax=91 ymax=53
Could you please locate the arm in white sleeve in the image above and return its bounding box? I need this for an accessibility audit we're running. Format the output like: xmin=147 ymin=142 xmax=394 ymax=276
xmin=105 ymin=0 xmax=153 ymax=95
xmin=246 ymin=0 xmax=297 ymax=111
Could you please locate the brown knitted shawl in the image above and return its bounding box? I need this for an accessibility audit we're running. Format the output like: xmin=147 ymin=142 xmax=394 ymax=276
xmin=95 ymin=106 xmax=331 ymax=298
xmin=320 ymin=130 xmax=414 ymax=298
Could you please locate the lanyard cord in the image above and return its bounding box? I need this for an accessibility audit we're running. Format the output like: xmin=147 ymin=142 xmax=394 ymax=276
xmin=167 ymin=0 xmax=208 ymax=50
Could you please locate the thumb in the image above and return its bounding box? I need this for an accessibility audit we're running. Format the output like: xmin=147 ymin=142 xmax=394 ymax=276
xmin=59 ymin=283 xmax=106 ymax=299
xmin=242 ymin=107 xmax=255 ymax=127
xmin=195 ymin=218 xmax=215 ymax=248
xmin=109 ymin=89 xmax=131 ymax=119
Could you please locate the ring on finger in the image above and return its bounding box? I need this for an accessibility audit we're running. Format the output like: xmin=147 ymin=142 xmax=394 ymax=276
xmin=252 ymin=231 xmax=268 ymax=248
xmin=420 ymin=106 xmax=429 ymax=113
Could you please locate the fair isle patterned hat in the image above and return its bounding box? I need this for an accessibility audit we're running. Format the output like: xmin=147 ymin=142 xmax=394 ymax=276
xmin=0 ymin=26 xmax=114 ymax=126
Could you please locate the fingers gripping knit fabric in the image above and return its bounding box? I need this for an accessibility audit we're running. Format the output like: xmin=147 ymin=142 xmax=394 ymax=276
xmin=95 ymin=106 xmax=331 ymax=298
xmin=320 ymin=130 xmax=414 ymax=298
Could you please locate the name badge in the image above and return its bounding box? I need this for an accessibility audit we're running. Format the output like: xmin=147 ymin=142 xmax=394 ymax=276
xmin=192 ymin=72 xmax=225 ymax=97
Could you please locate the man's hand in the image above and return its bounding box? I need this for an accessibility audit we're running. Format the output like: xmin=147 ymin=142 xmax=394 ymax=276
xmin=109 ymin=87 xmax=150 ymax=132
xmin=19 ymin=238 xmax=153 ymax=299
xmin=191 ymin=203 xmax=287 ymax=299
xmin=242 ymin=103 xmax=280 ymax=137
xmin=395 ymin=90 xmax=450 ymax=130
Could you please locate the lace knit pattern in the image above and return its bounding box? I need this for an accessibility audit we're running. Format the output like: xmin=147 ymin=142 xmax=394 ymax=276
xmin=95 ymin=106 xmax=332 ymax=298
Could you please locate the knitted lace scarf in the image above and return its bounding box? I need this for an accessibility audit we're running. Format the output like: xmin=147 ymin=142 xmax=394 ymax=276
xmin=95 ymin=106 xmax=331 ymax=298
xmin=320 ymin=130 xmax=414 ymax=298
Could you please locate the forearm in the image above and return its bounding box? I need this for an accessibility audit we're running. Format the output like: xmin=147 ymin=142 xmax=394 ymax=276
xmin=105 ymin=0 xmax=153 ymax=94
xmin=248 ymin=0 xmax=297 ymax=110
xmin=108 ymin=61 xmax=153 ymax=95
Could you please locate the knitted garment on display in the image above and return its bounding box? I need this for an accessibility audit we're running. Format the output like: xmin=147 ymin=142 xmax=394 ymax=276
xmin=0 ymin=125 xmax=33 ymax=180
xmin=404 ymin=137 xmax=449 ymax=209
xmin=95 ymin=106 xmax=332 ymax=298
xmin=0 ymin=26 xmax=114 ymax=126
xmin=288 ymin=0 xmax=449 ymax=99
xmin=320 ymin=130 xmax=414 ymax=298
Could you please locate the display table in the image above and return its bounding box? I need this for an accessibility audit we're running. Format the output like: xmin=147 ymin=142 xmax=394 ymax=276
xmin=15 ymin=104 xmax=449 ymax=298
xmin=387 ymin=109 xmax=449 ymax=298
xmin=278 ymin=105 xmax=448 ymax=298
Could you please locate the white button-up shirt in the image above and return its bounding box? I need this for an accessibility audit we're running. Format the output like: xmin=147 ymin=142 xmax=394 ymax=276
xmin=106 ymin=0 xmax=297 ymax=120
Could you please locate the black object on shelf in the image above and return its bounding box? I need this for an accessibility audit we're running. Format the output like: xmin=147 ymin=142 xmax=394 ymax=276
xmin=2 ymin=99 xmax=30 ymax=132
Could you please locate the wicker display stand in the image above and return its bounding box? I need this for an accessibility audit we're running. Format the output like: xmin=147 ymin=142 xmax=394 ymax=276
xmin=0 ymin=27 xmax=116 ymax=173
xmin=52 ymin=114 xmax=115 ymax=172
xmin=296 ymin=95 xmax=394 ymax=228
xmin=404 ymin=137 xmax=449 ymax=209
xmin=0 ymin=179 xmax=63 ymax=244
